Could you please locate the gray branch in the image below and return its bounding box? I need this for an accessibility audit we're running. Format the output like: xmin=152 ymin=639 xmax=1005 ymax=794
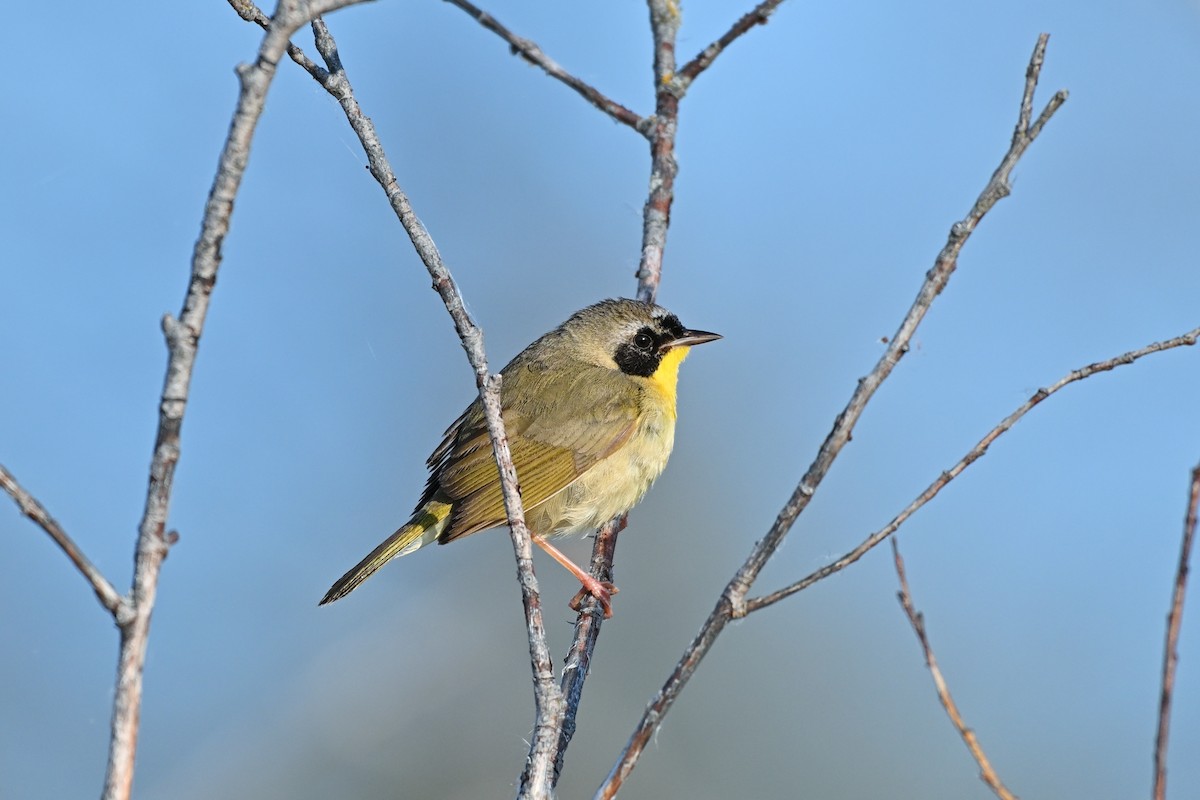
xmin=892 ymin=540 xmax=1019 ymax=800
xmin=595 ymin=34 xmax=1069 ymax=799
xmin=0 ymin=463 xmax=127 ymax=619
xmin=747 ymin=324 xmax=1200 ymax=613
xmin=1152 ymin=463 xmax=1200 ymax=800
xmin=226 ymin=11 xmax=564 ymax=797
xmin=97 ymin=2 xmax=371 ymax=799
xmin=443 ymin=0 xmax=648 ymax=135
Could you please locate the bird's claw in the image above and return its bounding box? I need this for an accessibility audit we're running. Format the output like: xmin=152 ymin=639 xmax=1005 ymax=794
xmin=569 ymin=579 xmax=619 ymax=618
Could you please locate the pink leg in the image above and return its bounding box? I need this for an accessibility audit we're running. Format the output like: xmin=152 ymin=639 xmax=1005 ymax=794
xmin=533 ymin=537 xmax=619 ymax=618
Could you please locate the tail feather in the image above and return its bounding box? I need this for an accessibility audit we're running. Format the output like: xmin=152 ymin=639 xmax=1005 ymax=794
xmin=320 ymin=503 xmax=450 ymax=605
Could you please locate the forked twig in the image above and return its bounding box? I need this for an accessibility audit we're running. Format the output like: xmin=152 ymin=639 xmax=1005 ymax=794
xmin=892 ymin=540 xmax=1019 ymax=800
xmin=595 ymin=34 xmax=1067 ymax=799
xmin=674 ymin=0 xmax=788 ymax=89
xmin=747 ymin=325 xmax=1200 ymax=613
xmin=1153 ymin=464 xmax=1200 ymax=800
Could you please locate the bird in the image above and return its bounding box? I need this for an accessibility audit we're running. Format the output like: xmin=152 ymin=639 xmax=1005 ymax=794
xmin=320 ymin=298 xmax=720 ymax=617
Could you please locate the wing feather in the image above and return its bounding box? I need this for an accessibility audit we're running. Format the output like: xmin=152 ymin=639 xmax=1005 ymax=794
xmin=427 ymin=360 xmax=640 ymax=542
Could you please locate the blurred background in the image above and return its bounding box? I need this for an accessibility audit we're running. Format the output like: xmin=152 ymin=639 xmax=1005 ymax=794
xmin=4 ymin=1 xmax=1200 ymax=798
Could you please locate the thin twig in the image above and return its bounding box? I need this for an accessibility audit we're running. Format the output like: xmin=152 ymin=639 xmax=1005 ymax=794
xmin=747 ymin=324 xmax=1200 ymax=614
xmin=674 ymin=0 xmax=788 ymax=91
xmin=0 ymin=463 xmax=127 ymax=619
xmin=595 ymin=35 xmax=1067 ymax=799
xmin=98 ymin=3 xmax=370 ymax=799
xmin=892 ymin=540 xmax=1019 ymax=800
xmin=555 ymin=514 xmax=626 ymax=783
xmin=1153 ymin=463 xmax=1200 ymax=800
xmin=442 ymin=0 xmax=647 ymax=134
xmin=302 ymin=15 xmax=562 ymax=799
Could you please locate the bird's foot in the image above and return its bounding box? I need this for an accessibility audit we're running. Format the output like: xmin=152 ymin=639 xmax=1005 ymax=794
xmin=569 ymin=579 xmax=619 ymax=618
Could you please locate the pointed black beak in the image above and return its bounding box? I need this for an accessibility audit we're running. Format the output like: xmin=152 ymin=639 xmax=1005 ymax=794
xmin=662 ymin=329 xmax=722 ymax=350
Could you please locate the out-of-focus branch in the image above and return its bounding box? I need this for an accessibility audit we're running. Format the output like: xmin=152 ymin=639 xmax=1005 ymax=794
xmin=595 ymin=34 xmax=1067 ymax=800
xmin=892 ymin=540 xmax=1018 ymax=800
xmin=442 ymin=0 xmax=647 ymax=134
xmin=747 ymin=324 xmax=1200 ymax=613
xmin=0 ymin=463 xmax=126 ymax=618
xmin=1153 ymin=463 xmax=1200 ymax=800
xmin=97 ymin=3 xmax=370 ymax=799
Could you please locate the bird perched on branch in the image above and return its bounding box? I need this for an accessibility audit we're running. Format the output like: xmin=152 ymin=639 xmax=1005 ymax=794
xmin=320 ymin=298 xmax=720 ymax=617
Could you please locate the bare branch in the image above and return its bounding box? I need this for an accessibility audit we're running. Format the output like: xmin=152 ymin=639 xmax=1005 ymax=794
xmin=674 ymin=0 xmax=789 ymax=91
xmin=551 ymin=1 xmax=691 ymax=785
xmin=595 ymin=35 xmax=1068 ymax=799
xmin=442 ymin=0 xmax=647 ymax=134
xmin=229 ymin=5 xmax=564 ymax=793
xmin=634 ymin=0 xmax=683 ymax=303
xmin=299 ymin=15 xmax=562 ymax=798
xmin=1153 ymin=463 xmax=1200 ymax=800
xmin=747 ymin=324 xmax=1200 ymax=614
xmin=227 ymin=0 xmax=331 ymax=80
xmin=0 ymin=463 xmax=126 ymax=619
xmin=101 ymin=3 xmax=371 ymax=798
xmin=555 ymin=515 xmax=626 ymax=783
xmin=892 ymin=540 xmax=1019 ymax=800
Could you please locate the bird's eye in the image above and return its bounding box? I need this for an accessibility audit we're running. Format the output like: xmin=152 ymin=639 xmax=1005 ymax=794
xmin=634 ymin=331 xmax=654 ymax=350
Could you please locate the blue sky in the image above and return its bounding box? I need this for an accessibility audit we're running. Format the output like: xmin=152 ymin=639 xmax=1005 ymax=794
xmin=4 ymin=2 xmax=1200 ymax=798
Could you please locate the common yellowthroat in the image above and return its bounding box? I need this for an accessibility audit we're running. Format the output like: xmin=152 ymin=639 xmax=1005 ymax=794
xmin=320 ymin=298 xmax=719 ymax=616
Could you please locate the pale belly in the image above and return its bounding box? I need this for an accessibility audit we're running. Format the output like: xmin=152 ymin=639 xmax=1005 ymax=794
xmin=527 ymin=409 xmax=676 ymax=537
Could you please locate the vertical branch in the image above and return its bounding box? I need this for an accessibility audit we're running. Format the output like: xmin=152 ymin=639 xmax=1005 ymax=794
xmin=637 ymin=0 xmax=683 ymax=304
xmin=556 ymin=514 xmax=627 ymax=783
xmin=100 ymin=2 xmax=367 ymax=799
xmin=1152 ymin=463 xmax=1200 ymax=800
xmin=554 ymin=1 xmax=684 ymax=782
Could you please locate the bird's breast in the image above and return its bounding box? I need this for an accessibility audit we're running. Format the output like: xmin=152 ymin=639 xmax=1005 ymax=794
xmin=529 ymin=400 xmax=676 ymax=536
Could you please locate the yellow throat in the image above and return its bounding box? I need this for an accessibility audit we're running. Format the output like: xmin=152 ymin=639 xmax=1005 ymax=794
xmin=645 ymin=346 xmax=690 ymax=419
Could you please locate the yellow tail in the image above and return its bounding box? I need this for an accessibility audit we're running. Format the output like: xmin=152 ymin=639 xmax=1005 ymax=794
xmin=319 ymin=502 xmax=451 ymax=605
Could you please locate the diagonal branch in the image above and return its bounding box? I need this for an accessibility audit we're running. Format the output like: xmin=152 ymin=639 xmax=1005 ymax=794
xmin=892 ymin=540 xmax=1019 ymax=800
xmin=0 ymin=463 xmax=126 ymax=618
xmin=746 ymin=324 xmax=1200 ymax=614
xmin=595 ymin=34 xmax=1067 ymax=800
xmin=228 ymin=6 xmax=562 ymax=795
xmin=301 ymin=15 xmax=562 ymax=798
xmin=674 ymin=0 xmax=789 ymax=91
xmin=1152 ymin=463 xmax=1200 ymax=800
xmin=442 ymin=0 xmax=647 ymax=134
